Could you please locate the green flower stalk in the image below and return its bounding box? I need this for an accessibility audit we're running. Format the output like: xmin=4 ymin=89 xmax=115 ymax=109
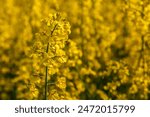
xmin=45 ymin=42 xmax=49 ymax=100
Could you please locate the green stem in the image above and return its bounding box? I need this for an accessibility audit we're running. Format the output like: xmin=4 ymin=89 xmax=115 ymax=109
xmin=45 ymin=42 xmax=49 ymax=100
xmin=44 ymin=23 xmax=57 ymax=100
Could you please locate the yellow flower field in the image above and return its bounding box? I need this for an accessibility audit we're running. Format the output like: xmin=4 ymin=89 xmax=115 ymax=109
xmin=0 ymin=0 xmax=150 ymax=100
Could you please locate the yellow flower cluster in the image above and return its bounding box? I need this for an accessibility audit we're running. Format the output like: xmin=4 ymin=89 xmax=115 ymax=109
xmin=29 ymin=13 xmax=72 ymax=99
xmin=0 ymin=0 xmax=150 ymax=100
